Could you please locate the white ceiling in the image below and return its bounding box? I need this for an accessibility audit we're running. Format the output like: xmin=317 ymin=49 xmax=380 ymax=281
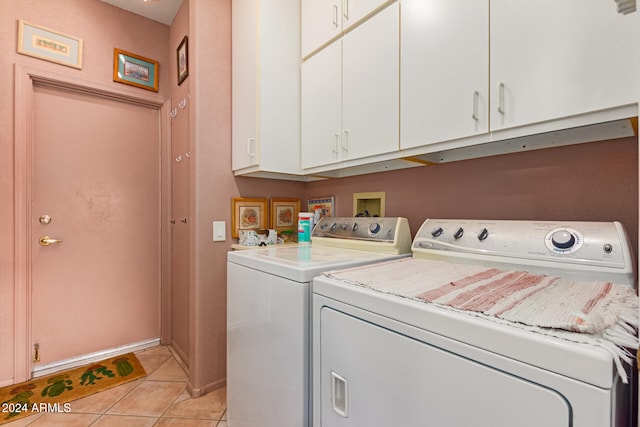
xmin=99 ymin=0 xmax=183 ymax=25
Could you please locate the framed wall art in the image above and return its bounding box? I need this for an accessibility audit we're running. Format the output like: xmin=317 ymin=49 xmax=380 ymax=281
xmin=113 ymin=48 xmax=159 ymax=92
xmin=232 ymin=197 xmax=268 ymax=238
xmin=17 ymin=20 xmax=83 ymax=69
xmin=269 ymin=198 xmax=300 ymax=232
xmin=307 ymin=196 xmax=335 ymax=218
xmin=176 ymin=35 xmax=189 ymax=85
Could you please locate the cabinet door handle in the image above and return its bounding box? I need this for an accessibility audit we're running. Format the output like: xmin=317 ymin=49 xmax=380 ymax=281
xmin=333 ymin=133 xmax=339 ymax=153
xmin=497 ymin=82 xmax=505 ymax=115
xmin=247 ymin=137 xmax=255 ymax=157
xmin=333 ymin=4 xmax=339 ymax=27
xmin=472 ymin=90 xmax=479 ymax=121
xmin=342 ymin=130 xmax=349 ymax=152
xmin=342 ymin=0 xmax=349 ymax=21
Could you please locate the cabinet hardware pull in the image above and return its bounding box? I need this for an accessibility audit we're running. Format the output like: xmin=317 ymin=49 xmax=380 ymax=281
xmin=333 ymin=4 xmax=338 ymax=27
xmin=343 ymin=0 xmax=349 ymax=21
xmin=497 ymin=82 xmax=505 ymax=115
xmin=247 ymin=137 xmax=255 ymax=157
xmin=472 ymin=90 xmax=479 ymax=121
xmin=333 ymin=133 xmax=339 ymax=153
xmin=342 ymin=130 xmax=349 ymax=152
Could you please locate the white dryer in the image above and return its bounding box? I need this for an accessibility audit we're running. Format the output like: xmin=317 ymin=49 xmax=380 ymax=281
xmin=313 ymin=219 xmax=638 ymax=427
xmin=227 ymin=217 xmax=411 ymax=427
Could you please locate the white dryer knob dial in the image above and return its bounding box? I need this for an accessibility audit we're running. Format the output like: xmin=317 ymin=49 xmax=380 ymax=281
xmin=550 ymin=229 xmax=576 ymax=249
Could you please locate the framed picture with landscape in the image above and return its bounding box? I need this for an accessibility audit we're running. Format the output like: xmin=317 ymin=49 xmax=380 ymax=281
xmin=113 ymin=48 xmax=159 ymax=92
xmin=270 ymin=198 xmax=300 ymax=232
xmin=232 ymin=197 xmax=267 ymax=238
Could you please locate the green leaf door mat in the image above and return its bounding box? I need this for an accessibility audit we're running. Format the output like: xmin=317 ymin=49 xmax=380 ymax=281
xmin=0 ymin=353 xmax=146 ymax=424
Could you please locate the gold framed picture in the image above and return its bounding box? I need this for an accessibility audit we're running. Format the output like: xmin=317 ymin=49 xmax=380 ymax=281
xmin=269 ymin=198 xmax=300 ymax=232
xmin=232 ymin=197 xmax=268 ymax=238
xmin=113 ymin=48 xmax=159 ymax=92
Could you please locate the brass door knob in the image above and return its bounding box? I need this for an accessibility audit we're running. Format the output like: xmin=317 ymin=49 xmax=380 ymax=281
xmin=39 ymin=236 xmax=63 ymax=246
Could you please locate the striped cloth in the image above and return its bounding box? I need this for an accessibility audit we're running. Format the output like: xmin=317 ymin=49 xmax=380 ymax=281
xmin=324 ymin=257 xmax=639 ymax=383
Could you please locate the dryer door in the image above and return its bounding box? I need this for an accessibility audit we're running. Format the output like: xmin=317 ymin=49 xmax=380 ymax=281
xmin=319 ymin=307 xmax=571 ymax=426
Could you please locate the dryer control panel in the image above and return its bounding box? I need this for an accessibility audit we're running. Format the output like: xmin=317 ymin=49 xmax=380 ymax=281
xmin=312 ymin=217 xmax=412 ymax=255
xmin=412 ymin=219 xmax=635 ymax=286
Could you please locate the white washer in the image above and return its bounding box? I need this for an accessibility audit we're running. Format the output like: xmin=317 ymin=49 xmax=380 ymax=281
xmin=313 ymin=219 xmax=638 ymax=427
xmin=226 ymin=217 xmax=411 ymax=427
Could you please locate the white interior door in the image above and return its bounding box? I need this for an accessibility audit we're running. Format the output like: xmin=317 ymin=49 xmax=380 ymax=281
xmin=30 ymin=83 xmax=161 ymax=370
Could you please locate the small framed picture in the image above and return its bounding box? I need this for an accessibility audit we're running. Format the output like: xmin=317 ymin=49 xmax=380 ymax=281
xmin=17 ymin=20 xmax=83 ymax=69
xmin=307 ymin=196 xmax=335 ymax=219
xmin=176 ymin=36 xmax=189 ymax=85
xmin=232 ymin=197 xmax=268 ymax=238
xmin=113 ymin=48 xmax=159 ymax=92
xmin=270 ymin=198 xmax=300 ymax=232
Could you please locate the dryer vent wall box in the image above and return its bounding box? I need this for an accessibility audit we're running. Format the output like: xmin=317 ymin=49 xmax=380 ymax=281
xmin=353 ymin=192 xmax=385 ymax=217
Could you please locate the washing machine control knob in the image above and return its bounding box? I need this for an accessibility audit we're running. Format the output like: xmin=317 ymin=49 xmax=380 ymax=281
xmin=369 ymin=223 xmax=381 ymax=234
xmin=454 ymin=227 xmax=464 ymax=239
xmin=478 ymin=228 xmax=489 ymax=241
xmin=431 ymin=227 xmax=443 ymax=237
xmin=551 ymin=229 xmax=576 ymax=249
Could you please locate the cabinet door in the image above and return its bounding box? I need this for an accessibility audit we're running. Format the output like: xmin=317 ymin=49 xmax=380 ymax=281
xmin=302 ymin=0 xmax=394 ymax=58
xmin=490 ymin=0 xmax=639 ymax=131
xmin=301 ymin=41 xmax=343 ymax=169
xmin=342 ymin=3 xmax=399 ymax=161
xmin=401 ymin=0 xmax=489 ymax=149
xmin=343 ymin=0 xmax=394 ymax=32
xmin=231 ymin=0 xmax=258 ymax=170
xmin=302 ymin=0 xmax=341 ymax=58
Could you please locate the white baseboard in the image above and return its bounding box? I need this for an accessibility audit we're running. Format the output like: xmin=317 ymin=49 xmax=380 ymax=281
xmin=31 ymin=338 xmax=160 ymax=378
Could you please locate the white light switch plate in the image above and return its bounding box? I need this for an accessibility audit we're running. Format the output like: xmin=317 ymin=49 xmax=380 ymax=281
xmin=213 ymin=221 xmax=226 ymax=241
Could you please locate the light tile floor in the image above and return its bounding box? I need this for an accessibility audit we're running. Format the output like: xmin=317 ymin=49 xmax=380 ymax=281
xmin=6 ymin=346 xmax=227 ymax=426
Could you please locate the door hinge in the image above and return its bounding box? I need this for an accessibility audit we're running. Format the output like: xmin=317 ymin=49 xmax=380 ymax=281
xmin=33 ymin=343 xmax=40 ymax=363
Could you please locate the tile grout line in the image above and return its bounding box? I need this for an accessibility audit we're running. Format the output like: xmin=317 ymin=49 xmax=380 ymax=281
xmin=88 ymin=349 xmax=173 ymax=425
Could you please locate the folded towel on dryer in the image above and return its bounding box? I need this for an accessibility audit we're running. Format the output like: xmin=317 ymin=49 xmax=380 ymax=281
xmin=324 ymin=257 xmax=639 ymax=383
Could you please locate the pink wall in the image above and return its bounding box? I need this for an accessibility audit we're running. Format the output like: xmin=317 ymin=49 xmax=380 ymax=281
xmin=169 ymin=0 xmax=191 ymax=373
xmin=305 ymin=137 xmax=639 ymax=254
xmin=1 ymin=0 xmax=637 ymax=398
xmin=0 ymin=0 xmax=170 ymax=386
xmin=179 ymin=0 xmax=305 ymax=394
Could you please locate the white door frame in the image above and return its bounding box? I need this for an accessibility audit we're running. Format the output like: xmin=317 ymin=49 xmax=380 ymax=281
xmin=13 ymin=64 xmax=172 ymax=382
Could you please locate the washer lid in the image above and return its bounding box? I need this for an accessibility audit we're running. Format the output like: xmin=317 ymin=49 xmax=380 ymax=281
xmin=228 ymin=245 xmax=408 ymax=282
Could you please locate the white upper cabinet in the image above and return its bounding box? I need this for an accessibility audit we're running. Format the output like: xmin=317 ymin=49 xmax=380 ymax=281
xmin=301 ymin=42 xmax=343 ymax=168
xmin=401 ymin=0 xmax=489 ymax=150
xmin=301 ymin=3 xmax=399 ymax=170
xmin=232 ymin=0 xmax=302 ymax=178
xmin=302 ymin=0 xmax=394 ymax=58
xmin=490 ymin=0 xmax=639 ymax=131
xmin=342 ymin=3 xmax=399 ymax=161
